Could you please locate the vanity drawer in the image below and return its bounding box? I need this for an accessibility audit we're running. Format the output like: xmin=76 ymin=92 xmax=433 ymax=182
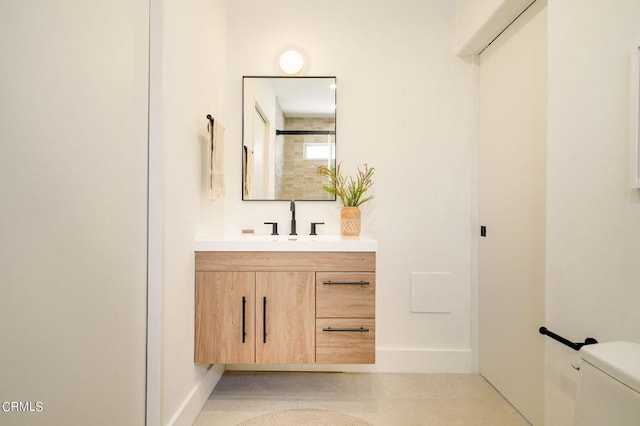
xmin=316 ymin=318 xmax=375 ymax=364
xmin=316 ymin=272 xmax=375 ymax=318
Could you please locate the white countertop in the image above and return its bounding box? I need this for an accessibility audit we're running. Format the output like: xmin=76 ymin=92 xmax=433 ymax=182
xmin=195 ymin=235 xmax=377 ymax=252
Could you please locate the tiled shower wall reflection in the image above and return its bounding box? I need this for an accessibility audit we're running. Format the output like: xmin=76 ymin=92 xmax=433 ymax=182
xmin=279 ymin=117 xmax=335 ymax=200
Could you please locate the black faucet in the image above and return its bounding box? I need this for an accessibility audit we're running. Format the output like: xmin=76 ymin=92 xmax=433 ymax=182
xmin=289 ymin=200 xmax=297 ymax=236
xmin=264 ymin=222 xmax=278 ymax=236
xmin=310 ymin=222 xmax=324 ymax=236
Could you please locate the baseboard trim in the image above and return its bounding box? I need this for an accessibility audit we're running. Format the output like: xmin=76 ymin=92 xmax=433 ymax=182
xmin=167 ymin=364 xmax=225 ymax=426
xmin=227 ymin=348 xmax=472 ymax=373
xmin=375 ymin=347 xmax=472 ymax=373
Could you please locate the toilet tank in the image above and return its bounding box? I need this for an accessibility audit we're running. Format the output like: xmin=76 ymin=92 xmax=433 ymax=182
xmin=575 ymin=341 xmax=640 ymax=426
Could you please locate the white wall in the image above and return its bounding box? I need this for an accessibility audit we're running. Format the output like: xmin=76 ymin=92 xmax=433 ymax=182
xmin=546 ymin=1 xmax=640 ymax=424
xmin=216 ymin=0 xmax=474 ymax=372
xmin=0 ymin=1 xmax=148 ymax=425
xmin=161 ymin=0 xmax=227 ymax=424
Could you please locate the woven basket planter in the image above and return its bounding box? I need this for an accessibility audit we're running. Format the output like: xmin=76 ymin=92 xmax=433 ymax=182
xmin=340 ymin=207 xmax=361 ymax=236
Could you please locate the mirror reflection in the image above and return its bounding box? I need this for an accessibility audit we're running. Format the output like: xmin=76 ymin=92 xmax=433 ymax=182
xmin=242 ymin=76 xmax=336 ymax=201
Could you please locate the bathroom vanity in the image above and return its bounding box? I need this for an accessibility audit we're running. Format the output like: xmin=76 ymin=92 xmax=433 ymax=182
xmin=194 ymin=236 xmax=376 ymax=365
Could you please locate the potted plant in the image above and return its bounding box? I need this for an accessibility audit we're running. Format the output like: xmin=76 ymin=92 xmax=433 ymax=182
xmin=318 ymin=162 xmax=375 ymax=236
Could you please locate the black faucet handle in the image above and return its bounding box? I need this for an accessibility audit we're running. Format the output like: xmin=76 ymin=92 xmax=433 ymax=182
xmin=310 ymin=222 xmax=324 ymax=236
xmin=264 ymin=222 xmax=278 ymax=236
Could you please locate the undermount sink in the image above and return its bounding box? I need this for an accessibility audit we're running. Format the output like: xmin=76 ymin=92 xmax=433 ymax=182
xmin=194 ymin=234 xmax=377 ymax=252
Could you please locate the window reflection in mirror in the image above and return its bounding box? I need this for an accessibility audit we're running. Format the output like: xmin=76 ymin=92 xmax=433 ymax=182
xmin=242 ymin=76 xmax=336 ymax=201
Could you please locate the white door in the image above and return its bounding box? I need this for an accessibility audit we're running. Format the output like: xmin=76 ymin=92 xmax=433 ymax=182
xmin=252 ymin=105 xmax=269 ymax=198
xmin=478 ymin=2 xmax=546 ymax=424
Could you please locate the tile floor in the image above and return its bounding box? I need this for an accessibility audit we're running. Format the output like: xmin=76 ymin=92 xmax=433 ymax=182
xmin=194 ymin=371 xmax=530 ymax=425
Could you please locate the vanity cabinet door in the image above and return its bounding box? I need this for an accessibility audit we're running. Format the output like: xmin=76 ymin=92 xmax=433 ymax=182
xmin=195 ymin=271 xmax=255 ymax=364
xmin=255 ymin=271 xmax=315 ymax=364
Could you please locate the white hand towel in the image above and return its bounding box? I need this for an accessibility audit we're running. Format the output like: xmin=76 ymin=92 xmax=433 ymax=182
xmin=209 ymin=119 xmax=226 ymax=200
xmin=243 ymin=145 xmax=254 ymax=198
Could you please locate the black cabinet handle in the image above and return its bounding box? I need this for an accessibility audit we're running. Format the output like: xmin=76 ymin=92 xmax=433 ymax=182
xmin=322 ymin=280 xmax=370 ymax=285
xmin=322 ymin=327 xmax=370 ymax=332
xmin=262 ymin=296 xmax=267 ymax=343
xmin=242 ymin=296 xmax=246 ymax=343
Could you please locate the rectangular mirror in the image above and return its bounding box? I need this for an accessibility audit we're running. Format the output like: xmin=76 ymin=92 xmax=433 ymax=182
xmin=242 ymin=76 xmax=337 ymax=200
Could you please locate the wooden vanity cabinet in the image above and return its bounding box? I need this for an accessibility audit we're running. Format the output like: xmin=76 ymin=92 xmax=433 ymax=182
xmin=195 ymin=251 xmax=375 ymax=365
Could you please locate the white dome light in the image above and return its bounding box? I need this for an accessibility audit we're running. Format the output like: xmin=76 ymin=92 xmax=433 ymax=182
xmin=279 ymin=50 xmax=304 ymax=75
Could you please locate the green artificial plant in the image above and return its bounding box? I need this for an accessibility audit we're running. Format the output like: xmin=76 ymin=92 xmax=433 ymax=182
xmin=318 ymin=162 xmax=375 ymax=207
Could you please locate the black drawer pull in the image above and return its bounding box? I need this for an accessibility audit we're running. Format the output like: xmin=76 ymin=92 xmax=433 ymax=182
xmin=242 ymin=296 xmax=246 ymax=343
xmin=322 ymin=280 xmax=370 ymax=285
xmin=322 ymin=327 xmax=370 ymax=332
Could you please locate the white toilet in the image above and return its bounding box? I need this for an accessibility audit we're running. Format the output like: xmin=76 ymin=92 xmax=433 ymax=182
xmin=575 ymin=341 xmax=640 ymax=425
